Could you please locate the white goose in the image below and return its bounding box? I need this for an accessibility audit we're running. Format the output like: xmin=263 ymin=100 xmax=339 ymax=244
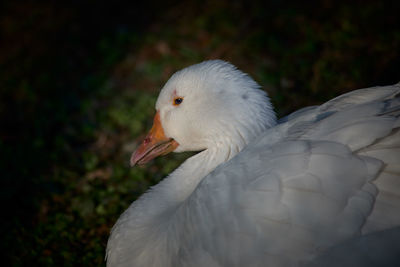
xmin=106 ymin=60 xmax=400 ymax=267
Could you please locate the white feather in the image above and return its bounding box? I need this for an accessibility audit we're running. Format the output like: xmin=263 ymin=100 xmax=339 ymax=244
xmin=106 ymin=60 xmax=400 ymax=267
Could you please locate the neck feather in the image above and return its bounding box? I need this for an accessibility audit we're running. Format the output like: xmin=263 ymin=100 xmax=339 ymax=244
xmin=107 ymin=123 xmax=274 ymax=265
xmin=150 ymin=142 xmax=237 ymax=209
xmin=141 ymin=117 xmax=275 ymax=215
xmin=106 ymin=144 xmax=242 ymax=265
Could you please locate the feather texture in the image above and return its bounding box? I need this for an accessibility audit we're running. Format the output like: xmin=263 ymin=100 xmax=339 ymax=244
xmin=106 ymin=61 xmax=400 ymax=267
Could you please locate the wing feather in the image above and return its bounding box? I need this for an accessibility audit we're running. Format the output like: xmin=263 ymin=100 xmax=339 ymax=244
xmin=177 ymin=84 xmax=400 ymax=265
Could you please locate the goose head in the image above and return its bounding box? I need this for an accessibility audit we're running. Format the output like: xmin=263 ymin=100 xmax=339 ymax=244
xmin=131 ymin=60 xmax=276 ymax=166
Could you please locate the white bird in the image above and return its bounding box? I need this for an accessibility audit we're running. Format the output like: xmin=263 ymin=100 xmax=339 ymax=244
xmin=106 ymin=60 xmax=400 ymax=267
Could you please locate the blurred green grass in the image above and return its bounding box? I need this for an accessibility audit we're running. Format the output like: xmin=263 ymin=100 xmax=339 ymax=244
xmin=1 ymin=0 xmax=399 ymax=266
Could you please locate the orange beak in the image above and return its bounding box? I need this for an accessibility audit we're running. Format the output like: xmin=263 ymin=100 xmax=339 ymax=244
xmin=130 ymin=111 xmax=179 ymax=167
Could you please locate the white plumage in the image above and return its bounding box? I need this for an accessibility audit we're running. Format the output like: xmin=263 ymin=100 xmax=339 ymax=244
xmin=106 ymin=60 xmax=400 ymax=267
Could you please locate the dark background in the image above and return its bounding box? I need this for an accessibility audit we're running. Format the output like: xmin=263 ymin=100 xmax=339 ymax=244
xmin=1 ymin=0 xmax=399 ymax=265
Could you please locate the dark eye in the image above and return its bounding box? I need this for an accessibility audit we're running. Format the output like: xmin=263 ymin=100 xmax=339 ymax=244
xmin=174 ymin=97 xmax=183 ymax=106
